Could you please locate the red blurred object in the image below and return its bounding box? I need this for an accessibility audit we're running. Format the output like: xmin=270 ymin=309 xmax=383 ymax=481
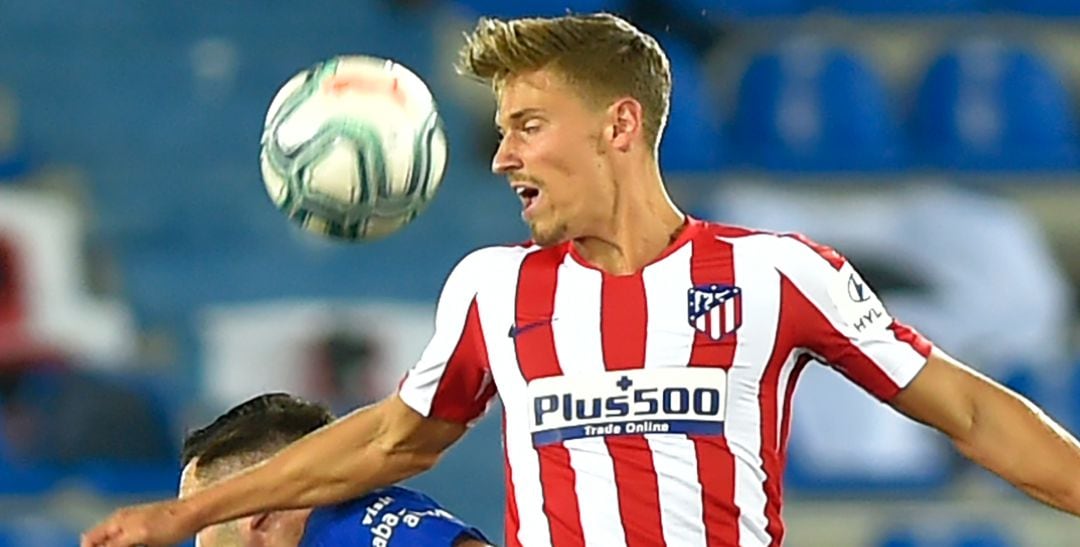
xmin=0 ymin=235 xmax=62 ymax=370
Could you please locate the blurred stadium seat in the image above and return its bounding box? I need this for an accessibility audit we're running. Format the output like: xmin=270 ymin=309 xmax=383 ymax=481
xmin=994 ymin=0 xmax=1080 ymax=16
xmin=0 ymin=87 xmax=29 ymax=181
xmin=911 ymin=38 xmax=1078 ymax=171
xmin=783 ymin=366 xmax=953 ymax=496
xmin=1066 ymin=356 xmax=1080 ymax=434
xmin=71 ymin=460 xmax=179 ymax=497
xmin=0 ymin=378 xmax=61 ymax=496
xmin=732 ymin=37 xmax=906 ymax=171
xmin=784 ymin=449 xmax=953 ymax=496
xmin=658 ymin=38 xmax=728 ymax=173
xmin=0 ymin=450 xmax=61 ymax=496
xmin=0 ymin=519 xmax=78 ymax=547
xmin=824 ymin=0 xmax=985 ymax=14
xmin=451 ymin=0 xmax=625 ymax=18
xmin=670 ymin=0 xmax=806 ymax=17
xmin=1 ymin=368 xmax=180 ymax=496
xmin=876 ymin=521 xmax=1017 ymax=547
xmin=63 ymin=370 xmax=181 ymax=497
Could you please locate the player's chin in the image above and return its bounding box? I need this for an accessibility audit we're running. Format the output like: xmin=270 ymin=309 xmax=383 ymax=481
xmin=531 ymin=232 xmax=563 ymax=247
xmin=528 ymin=221 xmax=567 ymax=247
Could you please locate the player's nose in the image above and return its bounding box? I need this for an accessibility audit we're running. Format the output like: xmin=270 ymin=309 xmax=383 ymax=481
xmin=491 ymin=138 xmax=522 ymax=175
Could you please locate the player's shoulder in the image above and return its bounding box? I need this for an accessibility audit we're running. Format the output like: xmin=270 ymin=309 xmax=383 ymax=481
xmin=302 ymin=486 xmax=490 ymax=547
xmin=439 ymin=242 xmax=549 ymax=301
xmin=693 ymin=218 xmax=845 ymax=268
xmin=448 ymin=241 xmax=552 ymax=285
xmin=301 ymin=488 xmax=400 ymax=546
xmin=303 ymin=486 xmax=431 ymax=529
xmin=454 ymin=241 xmax=541 ymax=270
xmin=693 ymin=218 xmax=773 ymax=241
xmin=691 ymin=218 xmax=792 ymax=253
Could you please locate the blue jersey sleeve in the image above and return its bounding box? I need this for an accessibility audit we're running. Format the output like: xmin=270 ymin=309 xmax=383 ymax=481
xmin=299 ymin=486 xmax=490 ymax=547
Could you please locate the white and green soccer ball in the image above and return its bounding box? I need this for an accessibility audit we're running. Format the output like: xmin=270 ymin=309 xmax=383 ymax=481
xmin=259 ymin=55 xmax=447 ymax=241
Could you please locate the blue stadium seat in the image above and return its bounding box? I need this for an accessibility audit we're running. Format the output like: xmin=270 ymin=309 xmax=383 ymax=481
xmin=911 ymin=39 xmax=1078 ymax=171
xmin=783 ymin=363 xmax=953 ymax=496
xmin=994 ymin=0 xmax=1080 ymax=16
xmin=0 ymin=520 xmax=78 ymax=547
xmin=452 ymin=0 xmax=624 ymax=18
xmin=2 ymin=369 xmax=182 ymax=496
xmin=658 ymin=38 xmax=727 ymax=173
xmin=1065 ymin=357 xmax=1080 ymax=434
xmin=877 ymin=528 xmax=920 ymax=547
xmin=953 ymin=526 xmax=1016 ymax=547
xmin=63 ymin=372 xmax=182 ymax=496
xmin=671 ymin=0 xmax=805 ymax=17
xmin=824 ymin=0 xmax=983 ymax=14
xmin=72 ymin=460 xmax=179 ymax=497
xmin=0 ymin=401 xmax=62 ymax=495
xmin=0 ymin=85 xmax=33 ymax=181
xmin=0 ymin=456 xmax=61 ymax=496
xmin=875 ymin=521 xmax=1017 ymax=547
xmin=784 ymin=442 xmax=952 ymax=495
xmin=732 ymin=38 xmax=906 ymax=171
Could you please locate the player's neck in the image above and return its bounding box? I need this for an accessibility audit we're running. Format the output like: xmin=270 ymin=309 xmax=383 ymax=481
xmin=572 ymin=171 xmax=685 ymax=276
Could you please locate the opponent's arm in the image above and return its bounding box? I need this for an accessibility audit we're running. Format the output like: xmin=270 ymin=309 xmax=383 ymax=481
xmin=190 ymin=393 xmax=465 ymax=525
xmin=81 ymin=394 xmax=465 ymax=547
xmin=891 ymin=348 xmax=1080 ymax=514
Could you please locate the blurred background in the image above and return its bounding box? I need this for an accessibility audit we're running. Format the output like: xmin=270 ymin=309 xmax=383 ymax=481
xmin=1 ymin=0 xmax=1079 ymax=545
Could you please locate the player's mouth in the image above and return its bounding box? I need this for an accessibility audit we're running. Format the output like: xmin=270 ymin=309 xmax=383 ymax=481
xmin=512 ymin=182 xmax=542 ymax=219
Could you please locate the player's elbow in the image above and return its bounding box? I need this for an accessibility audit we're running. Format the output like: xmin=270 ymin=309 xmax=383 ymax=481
xmin=1060 ymin=481 xmax=1080 ymax=514
xmin=387 ymin=445 xmax=442 ymax=476
xmin=370 ymin=436 xmax=442 ymax=479
xmin=364 ymin=397 xmax=462 ymax=481
xmin=948 ymin=390 xmax=994 ymax=461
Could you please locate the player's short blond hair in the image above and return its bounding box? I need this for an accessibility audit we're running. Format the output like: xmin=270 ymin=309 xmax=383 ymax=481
xmin=456 ymin=13 xmax=672 ymax=153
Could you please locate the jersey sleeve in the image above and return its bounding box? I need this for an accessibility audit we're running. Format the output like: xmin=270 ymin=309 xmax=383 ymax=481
xmin=777 ymin=233 xmax=934 ymax=401
xmin=398 ymin=250 xmax=497 ymax=425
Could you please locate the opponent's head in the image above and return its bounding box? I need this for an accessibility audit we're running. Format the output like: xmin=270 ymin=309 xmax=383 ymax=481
xmin=457 ymin=13 xmax=671 ymax=246
xmin=179 ymin=393 xmax=334 ymax=547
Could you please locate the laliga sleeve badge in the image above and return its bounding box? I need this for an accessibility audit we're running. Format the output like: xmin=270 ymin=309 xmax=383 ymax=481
xmin=831 ymin=265 xmax=891 ymax=333
xmin=847 ymin=273 xmax=872 ymax=303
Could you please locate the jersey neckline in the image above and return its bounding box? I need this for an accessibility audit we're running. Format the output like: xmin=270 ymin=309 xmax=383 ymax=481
xmin=564 ymin=215 xmax=704 ymax=276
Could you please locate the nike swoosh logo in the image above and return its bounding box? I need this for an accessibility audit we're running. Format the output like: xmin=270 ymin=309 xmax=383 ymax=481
xmin=508 ymin=318 xmax=556 ymax=338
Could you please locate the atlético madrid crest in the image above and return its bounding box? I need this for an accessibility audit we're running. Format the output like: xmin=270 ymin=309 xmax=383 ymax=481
xmin=687 ymin=284 xmax=743 ymax=341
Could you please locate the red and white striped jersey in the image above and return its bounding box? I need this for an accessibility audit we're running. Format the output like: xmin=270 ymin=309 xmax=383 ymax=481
xmin=398 ymin=218 xmax=932 ymax=547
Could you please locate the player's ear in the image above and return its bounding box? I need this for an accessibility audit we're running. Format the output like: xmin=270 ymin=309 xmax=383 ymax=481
xmin=607 ymin=97 xmax=643 ymax=153
xmin=249 ymin=512 xmax=272 ymax=531
xmin=240 ymin=513 xmax=274 ymax=547
xmin=250 ymin=508 xmax=312 ymax=543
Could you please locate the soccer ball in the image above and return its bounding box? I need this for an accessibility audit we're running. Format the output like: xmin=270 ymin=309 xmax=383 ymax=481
xmin=259 ymin=55 xmax=448 ymax=241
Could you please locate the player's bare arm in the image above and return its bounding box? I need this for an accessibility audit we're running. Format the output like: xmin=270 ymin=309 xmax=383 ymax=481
xmin=891 ymin=347 xmax=1080 ymax=514
xmin=81 ymin=394 xmax=466 ymax=547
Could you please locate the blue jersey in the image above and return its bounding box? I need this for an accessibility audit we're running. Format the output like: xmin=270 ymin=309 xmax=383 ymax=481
xmin=298 ymin=486 xmax=490 ymax=547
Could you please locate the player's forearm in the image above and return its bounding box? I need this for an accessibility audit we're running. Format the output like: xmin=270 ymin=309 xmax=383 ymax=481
xmin=270 ymin=395 xmax=462 ymax=506
xmin=262 ymin=400 xmax=429 ymax=507
xmin=955 ymin=385 xmax=1080 ymax=515
xmin=275 ymin=416 xmax=440 ymax=508
xmin=183 ymin=401 xmax=404 ymax=528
